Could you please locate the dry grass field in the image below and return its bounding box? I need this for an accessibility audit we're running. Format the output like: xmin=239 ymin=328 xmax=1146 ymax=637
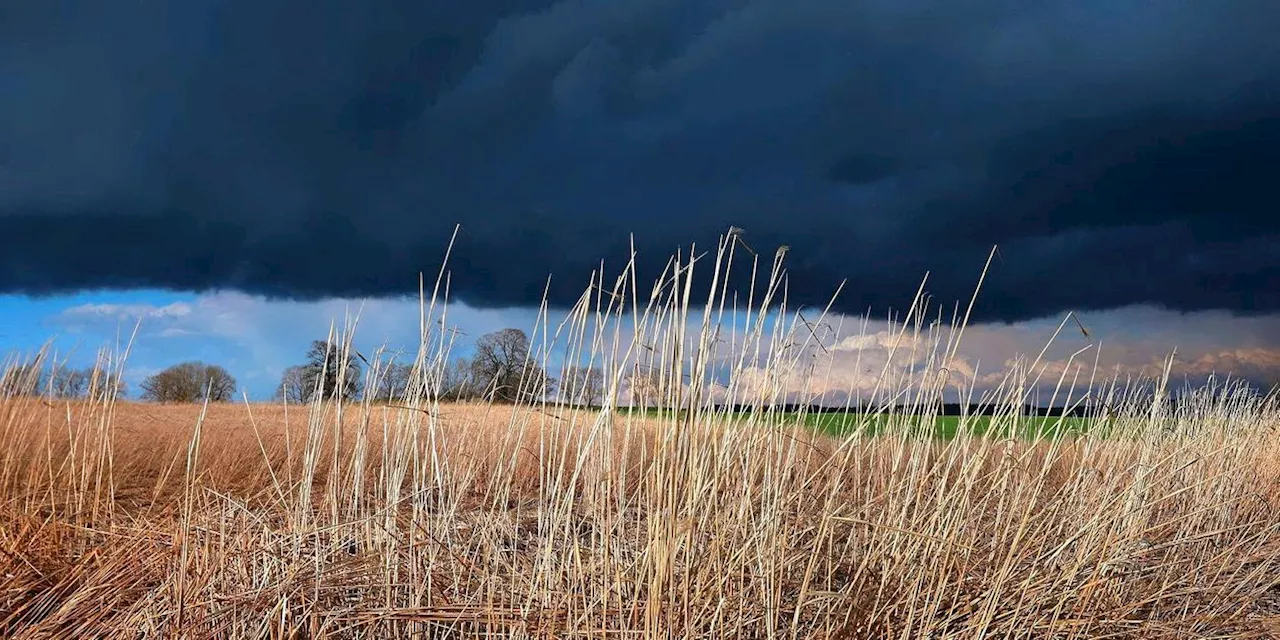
xmin=2 ymin=237 xmax=1279 ymax=638
xmin=2 ymin=392 xmax=1278 ymax=639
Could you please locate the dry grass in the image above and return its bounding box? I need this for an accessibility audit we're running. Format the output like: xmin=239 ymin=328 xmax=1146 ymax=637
xmin=2 ymin=233 xmax=1279 ymax=638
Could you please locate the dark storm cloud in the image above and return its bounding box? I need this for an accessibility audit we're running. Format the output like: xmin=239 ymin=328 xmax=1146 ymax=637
xmin=827 ymin=154 xmax=901 ymax=186
xmin=2 ymin=0 xmax=1279 ymax=321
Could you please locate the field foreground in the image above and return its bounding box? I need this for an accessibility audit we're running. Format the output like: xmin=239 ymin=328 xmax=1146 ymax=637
xmin=2 ymin=393 xmax=1279 ymax=639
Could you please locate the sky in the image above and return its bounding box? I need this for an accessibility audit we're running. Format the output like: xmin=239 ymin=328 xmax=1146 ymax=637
xmin=1 ymin=0 xmax=1278 ymax=401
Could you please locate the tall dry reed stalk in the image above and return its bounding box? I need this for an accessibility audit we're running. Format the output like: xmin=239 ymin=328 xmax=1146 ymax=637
xmin=1 ymin=231 xmax=1278 ymax=638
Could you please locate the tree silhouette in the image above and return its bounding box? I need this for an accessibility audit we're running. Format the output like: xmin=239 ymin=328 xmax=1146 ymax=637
xmin=301 ymin=340 xmax=362 ymax=401
xmin=440 ymin=356 xmax=478 ymax=400
xmin=471 ymin=329 xmax=553 ymax=404
xmin=562 ymin=366 xmax=605 ymax=407
xmin=369 ymin=361 xmax=415 ymax=403
xmin=139 ymin=362 xmax=236 ymax=403
xmin=273 ymin=365 xmax=308 ymax=403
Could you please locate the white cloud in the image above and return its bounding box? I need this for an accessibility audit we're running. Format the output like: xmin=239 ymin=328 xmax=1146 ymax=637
xmin=1184 ymin=348 xmax=1280 ymax=379
xmin=725 ymin=307 xmax=1280 ymax=405
xmin=728 ymin=326 xmax=976 ymax=406
xmin=61 ymin=301 xmax=192 ymax=322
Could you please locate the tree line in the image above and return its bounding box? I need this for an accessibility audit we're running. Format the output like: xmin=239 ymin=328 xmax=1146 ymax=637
xmin=4 ymin=326 xmax=684 ymax=407
xmin=0 ymin=360 xmax=128 ymax=400
xmin=128 ymin=327 xmax=610 ymax=406
xmin=274 ymin=328 xmax=606 ymax=406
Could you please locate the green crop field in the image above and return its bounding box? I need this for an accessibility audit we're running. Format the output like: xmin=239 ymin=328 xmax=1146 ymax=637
xmin=615 ymin=406 xmax=1097 ymax=440
xmin=799 ymin=412 xmax=1096 ymax=440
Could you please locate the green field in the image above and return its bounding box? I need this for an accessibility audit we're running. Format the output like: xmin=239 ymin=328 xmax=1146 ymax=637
xmin=799 ymin=412 xmax=1094 ymax=440
xmin=616 ymin=407 xmax=1096 ymax=440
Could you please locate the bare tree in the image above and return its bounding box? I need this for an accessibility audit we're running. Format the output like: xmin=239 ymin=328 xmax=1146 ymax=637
xmin=48 ymin=367 xmax=90 ymax=399
xmin=0 ymin=361 xmax=46 ymax=398
xmin=438 ymin=356 xmax=477 ymax=401
xmin=93 ymin=370 xmax=129 ymax=400
xmin=471 ymin=329 xmax=554 ymax=404
xmin=370 ymin=361 xmax=415 ymax=403
xmin=562 ymin=366 xmax=605 ymax=407
xmin=626 ymin=364 xmax=667 ymax=408
xmin=1 ymin=357 xmax=128 ymax=401
xmin=301 ymin=340 xmax=362 ymax=401
xmin=274 ymin=365 xmax=308 ymax=403
xmin=140 ymin=362 xmax=237 ymax=403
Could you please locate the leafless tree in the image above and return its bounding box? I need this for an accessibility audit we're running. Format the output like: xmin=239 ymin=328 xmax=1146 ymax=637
xmin=626 ymin=364 xmax=664 ymax=407
xmin=91 ymin=370 xmax=128 ymax=400
xmin=561 ymin=366 xmax=605 ymax=407
xmin=439 ymin=356 xmax=478 ymax=401
xmin=48 ymin=367 xmax=90 ymax=399
xmin=301 ymin=340 xmax=362 ymax=401
xmin=0 ymin=361 xmax=45 ymax=398
xmin=140 ymin=362 xmax=237 ymax=403
xmin=1 ymin=357 xmax=128 ymax=401
xmin=274 ymin=365 xmax=308 ymax=403
xmin=471 ymin=329 xmax=554 ymax=404
xmin=370 ymin=361 xmax=415 ymax=403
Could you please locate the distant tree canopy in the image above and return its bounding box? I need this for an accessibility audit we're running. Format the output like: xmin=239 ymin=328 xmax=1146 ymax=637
xmin=139 ymin=361 xmax=236 ymax=403
xmin=273 ymin=365 xmax=308 ymax=404
xmin=471 ymin=328 xmax=555 ymax=404
xmin=85 ymin=369 xmax=129 ymax=400
xmin=1 ymin=360 xmax=128 ymax=400
xmin=0 ymin=362 xmax=50 ymax=398
xmin=440 ymin=356 xmax=479 ymax=401
xmin=626 ymin=364 xmax=664 ymax=407
xmin=368 ymin=361 xmax=415 ymax=403
xmin=45 ymin=367 xmax=88 ymax=398
xmin=297 ymin=340 xmax=362 ymax=402
xmin=269 ymin=330 xmax=558 ymax=406
xmin=561 ymin=366 xmax=605 ymax=407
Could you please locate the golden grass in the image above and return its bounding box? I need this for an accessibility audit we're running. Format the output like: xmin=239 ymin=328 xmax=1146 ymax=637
xmin=2 ymin=232 xmax=1279 ymax=638
xmin=2 ymin=395 xmax=1277 ymax=638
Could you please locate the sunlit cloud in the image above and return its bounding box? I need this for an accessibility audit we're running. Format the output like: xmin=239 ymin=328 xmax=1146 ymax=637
xmin=726 ymin=307 xmax=1280 ymax=406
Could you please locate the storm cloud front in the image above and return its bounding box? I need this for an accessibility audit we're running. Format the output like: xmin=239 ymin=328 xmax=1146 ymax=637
xmin=2 ymin=0 xmax=1278 ymax=322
